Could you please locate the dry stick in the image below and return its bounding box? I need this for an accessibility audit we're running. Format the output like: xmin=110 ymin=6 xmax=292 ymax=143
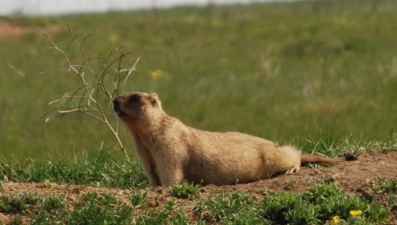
xmin=42 ymin=31 xmax=136 ymax=160
xmin=122 ymin=57 xmax=140 ymax=87
xmin=109 ymin=56 xmax=140 ymax=150
xmin=88 ymin=53 xmax=131 ymax=158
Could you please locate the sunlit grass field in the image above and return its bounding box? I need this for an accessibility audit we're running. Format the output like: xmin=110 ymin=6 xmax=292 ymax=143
xmin=0 ymin=0 xmax=397 ymax=160
xmin=1 ymin=1 xmax=397 ymax=224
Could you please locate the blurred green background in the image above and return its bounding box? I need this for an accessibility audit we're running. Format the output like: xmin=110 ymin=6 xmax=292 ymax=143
xmin=1 ymin=0 xmax=396 ymax=160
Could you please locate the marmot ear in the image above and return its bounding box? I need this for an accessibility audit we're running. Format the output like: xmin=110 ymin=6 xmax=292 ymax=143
xmin=150 ymin=93 xmax=159 ymax=107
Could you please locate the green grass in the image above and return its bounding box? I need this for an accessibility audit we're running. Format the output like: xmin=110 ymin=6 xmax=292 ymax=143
xmin=171 ymin=181 xmax=199 ymax=199
xmin=0 ymin=0 xmax=397 ymax=160
xmin=1 ymin=183 xmax=393 ymax=224
xmin=0 ymin=151 xmax=149 ymax=189
xmin=0 ymin=192 xmax=134 ymax=225
xmin=194 ymin=191 xmax=262 ymax=223
xmin=0 ymin=3 xmax=397 ymax=223
xmin=193 ymin=184 xmax=391 ymax=224
xmin=1 ymin=1 xmax=397 ymax=222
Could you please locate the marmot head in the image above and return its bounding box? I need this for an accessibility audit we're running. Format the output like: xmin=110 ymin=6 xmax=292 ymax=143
xmin=112 ymin=92 xmax=163 ymax=122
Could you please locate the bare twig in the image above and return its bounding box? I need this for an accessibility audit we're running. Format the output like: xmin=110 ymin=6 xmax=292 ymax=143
xmin=40 ymin=24 xmax=139 ymax=160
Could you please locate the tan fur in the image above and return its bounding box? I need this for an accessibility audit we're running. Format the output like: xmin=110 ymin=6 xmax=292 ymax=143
xmin=112 ymin=92 xmax=335 ymax=187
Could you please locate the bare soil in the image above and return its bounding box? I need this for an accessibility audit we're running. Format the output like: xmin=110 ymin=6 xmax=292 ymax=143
xmin=0 ymin=20 xmax=58 ymax=40
xmin=1 ymin=150 xmax=397 ymax=224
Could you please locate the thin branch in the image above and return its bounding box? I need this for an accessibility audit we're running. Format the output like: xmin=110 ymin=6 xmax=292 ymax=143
xmin=56 ymin=108 xmax=106 ymax=123
xmin=123 ymin=57 xmax=140 ymax=88
xmin=41 ymin=24 xmax=139 ymax=160
xmin=75 ymin=33 xmax=95 ymax=74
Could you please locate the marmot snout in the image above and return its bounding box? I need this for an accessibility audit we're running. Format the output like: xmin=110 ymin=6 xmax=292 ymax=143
xmin=112 ymin=97 xmax=126 ymax=117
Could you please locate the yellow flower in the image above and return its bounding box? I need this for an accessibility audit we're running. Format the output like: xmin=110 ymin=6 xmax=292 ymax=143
xmin=150 ymin=69 xmax=166 ymax=79
xmin=349 ymin=210 xmax=363 ymax=217
xmin=331 ymin=216 xmax=340 ymax=225
xmin=109 ymin=34 xmax=118 ymax=43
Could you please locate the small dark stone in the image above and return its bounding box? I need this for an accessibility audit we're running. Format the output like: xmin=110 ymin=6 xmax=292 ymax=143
xmin=344 ymin=153 xmax=358 ymax=161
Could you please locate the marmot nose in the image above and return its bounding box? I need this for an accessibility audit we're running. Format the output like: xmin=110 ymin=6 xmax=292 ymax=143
xmin=113 ymin=97 xmax=128 ymax=117
xmin=112 ymin=97 xmax=121 ymax=111
xmin=112 ymin=97 xmax=119 ymax=104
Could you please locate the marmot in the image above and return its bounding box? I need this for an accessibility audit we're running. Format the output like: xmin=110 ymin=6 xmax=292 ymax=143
xmin=113 ymin=92 xmax=335 ymax=187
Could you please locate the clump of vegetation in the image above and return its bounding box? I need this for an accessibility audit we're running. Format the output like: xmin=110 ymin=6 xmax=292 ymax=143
xmin=63 ymin=192 xmax=132 ymax=224
xmin=261 ymin=185 xmax=389 ymax=224
xmin=10 ymin=214 xmax=23 ymax=225
xmin=192 ymin=185 xmax=390 ymax=224
xmin=262 ymin=191 xmax=318 ymax=224
xmin=194 ymin=191 xmax=262 ymax=223
xmin=130 ymin=190 xmax=148 ymax=208
xmin=171 ymin=181 xmax=199 ymax=199
xmin=0 ymin=152 xmax=148 ymax=189
xmin=135 ymin=199 xmax=191 ymax=224
xmin=32 ymin=192 xmax=134 ymax=224
xmin=1 ymin=192 xmax=133 ymax=224
xmin=301 ymin=185 xmax=389 ymax=222
xmin=10 ymin=193 xmax=42 ymax=213
xmin=39 ymin=195 xmax=63 ymax=212
xmin=374 ymin=178 xmax=397 ymax=194
xmin=0 ymin=195 xmax=12 ymax=213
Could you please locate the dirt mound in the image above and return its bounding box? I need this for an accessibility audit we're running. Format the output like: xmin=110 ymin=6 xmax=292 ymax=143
xmin=0 ymin=20 xmax=58 ymax=40
xmin=1 ymin=150 xmax=397 ymax=224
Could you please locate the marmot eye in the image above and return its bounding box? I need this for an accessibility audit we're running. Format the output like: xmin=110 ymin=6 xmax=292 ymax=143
xmin=130 ymin=94 xmax=141 ymax=102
